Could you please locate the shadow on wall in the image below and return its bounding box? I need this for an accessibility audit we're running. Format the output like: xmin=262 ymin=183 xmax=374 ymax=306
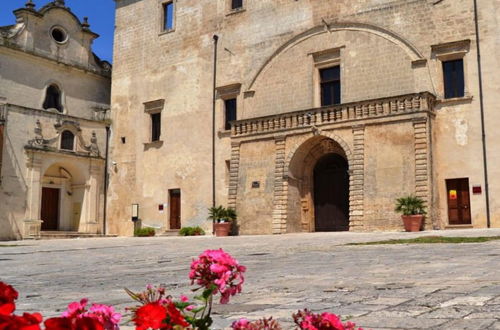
xmin=116 ymin=0 xmax=143 ymax=9
xmin=0 ymin=128 xmax=28 ymax=240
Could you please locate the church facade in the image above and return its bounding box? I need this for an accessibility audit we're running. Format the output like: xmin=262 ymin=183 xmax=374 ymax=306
xmin=0 ymin=0 xmax=111 ymax=240
xmin=108 ymin=0 xmax=500 ymax=235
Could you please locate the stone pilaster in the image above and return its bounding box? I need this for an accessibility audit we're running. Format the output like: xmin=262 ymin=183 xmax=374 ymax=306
xmin=413 ymin=118 xmax=431 ymax=227
xmin=80 ymin=162 xmax=101 ymax=234
xmin=23 ymin=152 xmax=43 ymax=239
xmin=227 ymin=141 xmax=241 ymax=209
xmin=272 ymin=136 xmax=287 ymax=234
xmin=349 ymin=125 xmax=365 ymax=230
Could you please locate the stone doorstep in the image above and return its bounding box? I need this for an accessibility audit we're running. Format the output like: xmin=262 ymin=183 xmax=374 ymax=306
xmin=159 ymin=230 xmax=181 ymax=237
xmin=39 ymin=231 xmax=116 ymax=240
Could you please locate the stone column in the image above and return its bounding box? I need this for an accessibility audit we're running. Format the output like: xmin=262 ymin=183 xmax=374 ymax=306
xmin=413 ymin=117 xmax=432 ymax=228
xmin=349 ymin=125 xmax=365 ymax=231
xmin=227 ymin=141 xmax=241 ymax=210
xmin=23 ymin=153 xmax=43 ymax=238
xmin=272 ymin=136 xmax=287 ymax=234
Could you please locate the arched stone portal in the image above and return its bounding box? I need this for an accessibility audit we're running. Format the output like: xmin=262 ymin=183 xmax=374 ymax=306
xmin=40 ymin=162 xmax=87 ymax=232
xmin=286 ymin=135 xmax=352 ymax=232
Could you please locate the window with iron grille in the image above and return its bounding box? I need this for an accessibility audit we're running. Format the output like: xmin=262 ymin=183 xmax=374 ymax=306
xmin=60 ymin=130 xmax=75 ymax=151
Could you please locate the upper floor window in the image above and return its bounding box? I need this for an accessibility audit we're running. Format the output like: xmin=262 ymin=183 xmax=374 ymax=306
xmin=320 ymin=66 xmax=341 ymax=106
xmin=443 ymin=59 xmax=465 ymax=99
xmin=163 ymin=2 xmax=174 ymax=31
xmin=224 ymin=98 xmax=237 ymax=131
xmin=231 ymin=0 xmax=243 ymax=10
xmin=43 ymin=84 xmax=63 ymax=112
xmin=151 ymin=113 xmax=162 ymax=142
xmin=60 ymin=130 xmax=75 ymax=151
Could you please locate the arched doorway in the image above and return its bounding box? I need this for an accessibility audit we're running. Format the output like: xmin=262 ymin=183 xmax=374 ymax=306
xmin=40 ymin=163 xmax=86 ymax=231
xmin=286 ymin=135 xmax=352 ymax=233
xmin=313 ymin=153 xmax=349 ymax=231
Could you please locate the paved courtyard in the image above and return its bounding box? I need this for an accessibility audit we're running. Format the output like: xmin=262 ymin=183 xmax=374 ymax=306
xmin=2 ymin=229 xmax=500 ymax=329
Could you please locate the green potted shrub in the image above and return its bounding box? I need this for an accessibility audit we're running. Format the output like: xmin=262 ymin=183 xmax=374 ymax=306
xmin=179 ymin=226 xmax=205 ymax=236
xmin=208 ymin=206 xmax=236 ymax=237
xmin=395 ymin=195 xmax=426 ymax=232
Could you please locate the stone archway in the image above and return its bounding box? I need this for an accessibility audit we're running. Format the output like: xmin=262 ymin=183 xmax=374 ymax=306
xmin=285 ymin=135 xmax=352 ymax=233
xmin=41 ymin=162 xmax=86 ymax=231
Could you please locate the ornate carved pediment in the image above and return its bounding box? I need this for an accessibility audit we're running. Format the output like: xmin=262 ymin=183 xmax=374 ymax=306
xmin=26 ymin=119 xmax=101 ymax=157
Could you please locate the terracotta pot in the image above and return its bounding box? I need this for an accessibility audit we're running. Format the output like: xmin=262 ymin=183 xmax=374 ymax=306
xmin=214 ymin=222 xmax=231 ymax=237
xmin=402 ymin=215 xmax=424 ymax=232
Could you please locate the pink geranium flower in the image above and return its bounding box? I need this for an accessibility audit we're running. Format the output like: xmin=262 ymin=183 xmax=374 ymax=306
xmin=189 ymin=249 xmax=246 ymax=304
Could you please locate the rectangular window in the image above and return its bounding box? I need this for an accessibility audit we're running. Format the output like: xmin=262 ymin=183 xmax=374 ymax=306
xmin=163 ymin=2 xmax=174 ymax=31
xmin=224 ymin=98 xmax=237 ymax=131
xmin=151 ymin=113 xmax=161 ymax=142
xmin=443 ymin=59 xmax=465 ymax=99
xmin=231 ymin=0 xmax=243 ymax=10
xmin=320 ymin=66 xmax=341 ymax=106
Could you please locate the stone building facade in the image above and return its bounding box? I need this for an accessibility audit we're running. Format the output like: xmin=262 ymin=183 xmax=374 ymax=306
xmin=109 ymin=0 xmax=500 ymax=235
xmin=0 ymin=0 xmax=111 ymax=240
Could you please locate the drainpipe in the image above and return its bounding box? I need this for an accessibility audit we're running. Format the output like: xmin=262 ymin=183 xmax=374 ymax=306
xmin=473 ymin=0 xmax=491 ymax=228
xmin=212 ymin=35 xmax=219 ymax=209
xmin=103 ymin=125 xmax=110 ymax=235
xmin=212 ymin=35 xmax=219 ymax=234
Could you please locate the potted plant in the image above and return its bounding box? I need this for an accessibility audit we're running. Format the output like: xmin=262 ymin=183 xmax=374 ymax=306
xmin=209 ymin=206 xmax=236 ymax=237
xmin=395 ymin=195 xmax=426 ymax=232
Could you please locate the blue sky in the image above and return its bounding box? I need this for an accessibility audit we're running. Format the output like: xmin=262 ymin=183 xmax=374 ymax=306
xmin=0 ymin=0 xmax=115 ymax=62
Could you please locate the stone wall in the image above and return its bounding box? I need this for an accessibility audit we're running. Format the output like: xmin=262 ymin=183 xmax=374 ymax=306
xmin=109 ymin=0 xmax=500 ymax=235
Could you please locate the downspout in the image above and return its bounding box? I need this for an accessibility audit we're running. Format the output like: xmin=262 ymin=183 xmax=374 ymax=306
xmin=103 ymin=125 xmax=110 ymax=235
xmin=473 ymin=0 xmax=491 ymax=228
xmin=212 ymin=35 xmax=219 ymax=234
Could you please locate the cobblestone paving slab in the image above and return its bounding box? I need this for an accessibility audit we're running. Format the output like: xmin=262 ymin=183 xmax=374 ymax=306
xmin=1 ymin=229 xmax=500 ymax=329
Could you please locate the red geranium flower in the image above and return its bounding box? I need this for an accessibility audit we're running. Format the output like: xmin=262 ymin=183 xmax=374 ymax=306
xmin=0 ymin=282 xmax=19 ymax=316
xmin=133 ymin=302 xmax=189 ymax=330
xmin=0 ymin=312 xmax=42 ymax=330
xmin=133 ymin=303 xmax=167 ymax=330
xmin=44 ymin=316 xmax=104 ymax=330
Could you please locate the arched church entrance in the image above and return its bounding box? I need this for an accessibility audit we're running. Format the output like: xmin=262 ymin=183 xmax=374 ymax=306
xmin=286 ymin=135 xmax=352 ymax=233
xmin=313 ymin=153 xmax=349 ymax=231
xmin=40 ymin=163 xmax=86 ymax=232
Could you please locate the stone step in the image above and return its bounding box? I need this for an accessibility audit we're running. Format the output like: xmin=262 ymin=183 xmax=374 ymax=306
xmin=40 ymin=231 xmax=117 ymax=240
xmin=159 ymin=230 xmax=180 ymax=237
xmin=444 ymin=224 xmax=474 ymax=230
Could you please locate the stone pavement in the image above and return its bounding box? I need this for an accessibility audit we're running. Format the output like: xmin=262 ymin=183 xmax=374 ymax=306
xmin=1 ymin=229 xmax=500 ymax=329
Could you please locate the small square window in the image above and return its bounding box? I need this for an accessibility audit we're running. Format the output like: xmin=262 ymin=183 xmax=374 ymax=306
xmin=224 ymin=98 xmax=237 ymax=131
xmin=163 ymin=2 xmax=174 ymax=31
xmin=151 ymin=113 xmax=162 ymax=142
xmin=443 ymin=59 xmax=465 ymax=99
xmin=231 ymin=0 xmax=243 ymax=10
xmin=320 ymin=66 xmax=341 ymax=106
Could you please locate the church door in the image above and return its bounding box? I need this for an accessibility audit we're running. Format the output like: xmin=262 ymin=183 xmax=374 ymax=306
xmin=41 ymin=187 xmax=60 ymax=230
xmin=313 ymin=153 xmax=349 ymax=231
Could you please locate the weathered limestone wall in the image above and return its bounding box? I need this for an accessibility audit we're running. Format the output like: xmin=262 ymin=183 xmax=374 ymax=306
xmin=0 ymin=49 xmax=110 ymax=120
xmin=109 ymin=0 xmax=500 ymax=235
xmin=0 ymin=106 xmax=107 ymax=240
xmin=0 ymin=2 xmax=111 ymax=240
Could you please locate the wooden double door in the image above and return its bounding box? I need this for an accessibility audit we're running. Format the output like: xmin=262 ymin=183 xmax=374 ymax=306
xmin=446 ymin=178 xmax=471 ymax=225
